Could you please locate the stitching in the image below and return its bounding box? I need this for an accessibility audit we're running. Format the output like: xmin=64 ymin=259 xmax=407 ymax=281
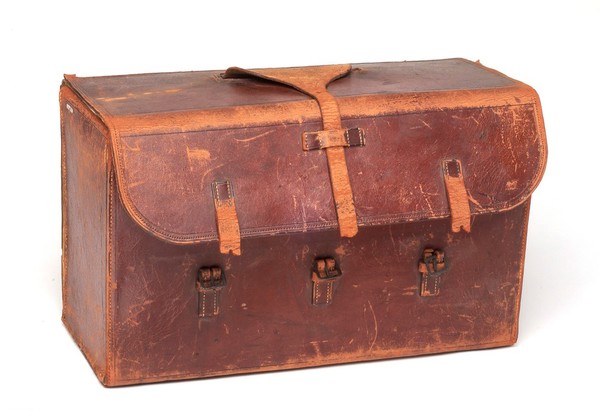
xmin=511 ymin=200 xmax=531 ymax=340
xmin=326 ymin=281 xmax=332 ymax=304
xmin=226 ymin=181 xmax=232 ymax=200
xmin=213 ymin=291 xmax=218 ymax=316
xmin=200 ymin=293 xmax=206 ymax=317
xmin=106 ymin=169 xmax=114 ymax=384
xmin=60 ymin=88 xmax=69 ymax=315
xmin=443 ymin=160 xmax=449 ymax=177
xmin=315 ymin=281 xmax=320 ymax=304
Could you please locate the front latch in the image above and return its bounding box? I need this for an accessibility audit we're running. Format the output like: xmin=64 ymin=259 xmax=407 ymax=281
xmin=418 ymin=248 xmax=446 ymax=297
xmin=196 ymin=266 xmax=226 ymax=318
xmin=311 ymin=258 xmax=342 ymax=306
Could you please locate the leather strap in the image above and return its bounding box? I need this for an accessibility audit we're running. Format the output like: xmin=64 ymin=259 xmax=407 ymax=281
xmin=223 ymin=65 xmax=359 ymax=238
xmin=418 ymin=248 xmax=446 ymax=297
xmin=212 ymin=181 xmax=241 ymax=255
xmin=197 ymin=266 xmax=226 ymax=317
xmin=442 ymin=160 xmax=471 ymax=233
xmin=302 ymin=127 xmax=365 ymax=151
xmin=311 ymin=258 xmax=341 ymax=305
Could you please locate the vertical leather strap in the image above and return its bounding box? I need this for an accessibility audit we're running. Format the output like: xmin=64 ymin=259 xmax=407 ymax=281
xmin=418 ymin=248 xmax=446 ymax=297
xmin=442 ymin=160 xmax=471 ymax=233
xmin=212 ymin=181 xmax=241 ymax=255
xmin=223 ymin=65 xmax=359 ymax=238
xmin=311 ymin=258 xmax=342 ymax=305
xmin=197 ymin=266 xmax=226 ymax=317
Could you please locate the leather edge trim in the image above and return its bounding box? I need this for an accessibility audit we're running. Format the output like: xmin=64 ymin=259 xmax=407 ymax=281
xmin=510 ymin=198 xmax=531 ymax=344
xmin=105 ymin=338 xmax=515 ymax=386
xmin=106 ymin=167 xmax=115 ymax=384
xmin=111 ymin=84 xmax=538 ymax=135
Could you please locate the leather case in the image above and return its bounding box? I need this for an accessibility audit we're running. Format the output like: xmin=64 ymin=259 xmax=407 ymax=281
xmin=60 ymin=59 xmax=547 ymax=386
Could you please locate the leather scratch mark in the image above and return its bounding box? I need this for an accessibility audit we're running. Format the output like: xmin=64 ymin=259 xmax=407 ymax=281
xmin=388 ymin=225 xmax=398 ymax=256
xmin=410 ymin=119 xmax=433 ymax=130
xmin=200 ymin=163 xmax=225 ymax=190
xmin=234 ymin=129 xmax=275 ymax=143
xmin=98 ymin=88 xmax=181 ymax=101
xmin=451 ymin=114 xmax=480 ymax=125
xmin=365 ymin=301 xmax=378 ymax=352
xmin=419 ymin=184 xmax=435 ymax=213
xmin=186 ymin=146 xmax=211 ymax=163
xmin=419 ymin=119 xmax=432 ymax=129
xmin=127 ymin=180 xmax=146 ymax=189
xmin=310 ymin=341 xmax=322 ymax=357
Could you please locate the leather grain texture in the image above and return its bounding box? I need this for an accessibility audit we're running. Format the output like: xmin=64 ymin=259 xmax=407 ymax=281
xmin=60 ymin=59 xmax=547 ymax=386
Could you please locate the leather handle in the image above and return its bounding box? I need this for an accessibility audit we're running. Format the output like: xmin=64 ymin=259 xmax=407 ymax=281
xmin=223 ymin=64 xmax=352 ymax=108
xmin=223 ymin=64 xmax=359 ymax=238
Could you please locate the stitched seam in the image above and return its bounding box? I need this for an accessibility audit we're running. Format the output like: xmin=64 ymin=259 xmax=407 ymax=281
xmin=326 ymin=281 xmax=332 ymax=304
xmin=315 ymin=281 xmax=320 ymax=304
xmin=60 ymin=88 xmax=69 ymax=315
xmin=106 ymin=168 xmax=115 ymax=384
xmin=200 ymin=293 xmax=206 ymax=317
xmin=213 ymin=291 xmax=218 ymax=316
xmin=512 ymin=200 xmax=531 ymax=340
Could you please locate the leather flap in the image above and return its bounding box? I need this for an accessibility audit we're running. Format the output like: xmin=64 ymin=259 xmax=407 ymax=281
xmin=63 ymin=60 xmax=547 ymax=245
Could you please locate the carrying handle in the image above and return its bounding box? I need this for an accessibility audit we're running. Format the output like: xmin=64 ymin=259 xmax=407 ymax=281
xmin=223 ymin=64 xmax=359 ymax=238
xmin=223 ymin=65 xmax=352 ymax=126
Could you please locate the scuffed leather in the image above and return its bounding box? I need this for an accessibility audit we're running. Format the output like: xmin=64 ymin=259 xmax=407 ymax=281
xmin=63 ymin=60 xmax=546 ymax=245
xmin=59 ymin=59 xmax=547 ymax=386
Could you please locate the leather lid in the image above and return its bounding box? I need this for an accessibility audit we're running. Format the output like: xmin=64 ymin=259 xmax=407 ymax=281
xmin=64 ymin=59 xmax=547 ymax=244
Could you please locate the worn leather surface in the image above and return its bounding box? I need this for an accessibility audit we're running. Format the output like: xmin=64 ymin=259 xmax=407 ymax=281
xmin=60 ymin=87 xmax=108 ymax=382
xmin=110 ymin=195 xmax=530 ymax=385
xmin=224 ymin=64 xmax=359 ymax=237
xmin=64 ymin=60 xmax=545 ymax=245
xmin=109 ymin=104 xmax=543 ymax=244
xmin=60 ymin=59 xmax=547 ymax=386
xmin=65 ymin=59 xmax=515 ymax=116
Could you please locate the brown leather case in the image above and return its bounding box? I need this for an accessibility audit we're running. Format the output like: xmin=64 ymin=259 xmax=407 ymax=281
xmin=60 ymin=59 xmax=547 ymax=386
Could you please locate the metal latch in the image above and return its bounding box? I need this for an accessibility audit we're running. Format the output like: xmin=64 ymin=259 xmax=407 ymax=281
xmin=196 ymin=266 xmax=226 ymax=318
xmin=311 ymin=258 xmax=342 ymax=305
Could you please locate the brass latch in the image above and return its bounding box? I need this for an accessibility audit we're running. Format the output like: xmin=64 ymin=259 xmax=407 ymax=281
xmin=311 ymin=258 xmax=342 ymax=305
xmin=418 ymin=249 xmax=446 ymax=297
xmin=196 ymin=266 xmax=226 ymax=318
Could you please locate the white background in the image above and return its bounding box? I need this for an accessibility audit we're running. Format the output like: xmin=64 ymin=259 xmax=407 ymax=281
xmin=1 ymin=0 xmax=598 ymax=414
